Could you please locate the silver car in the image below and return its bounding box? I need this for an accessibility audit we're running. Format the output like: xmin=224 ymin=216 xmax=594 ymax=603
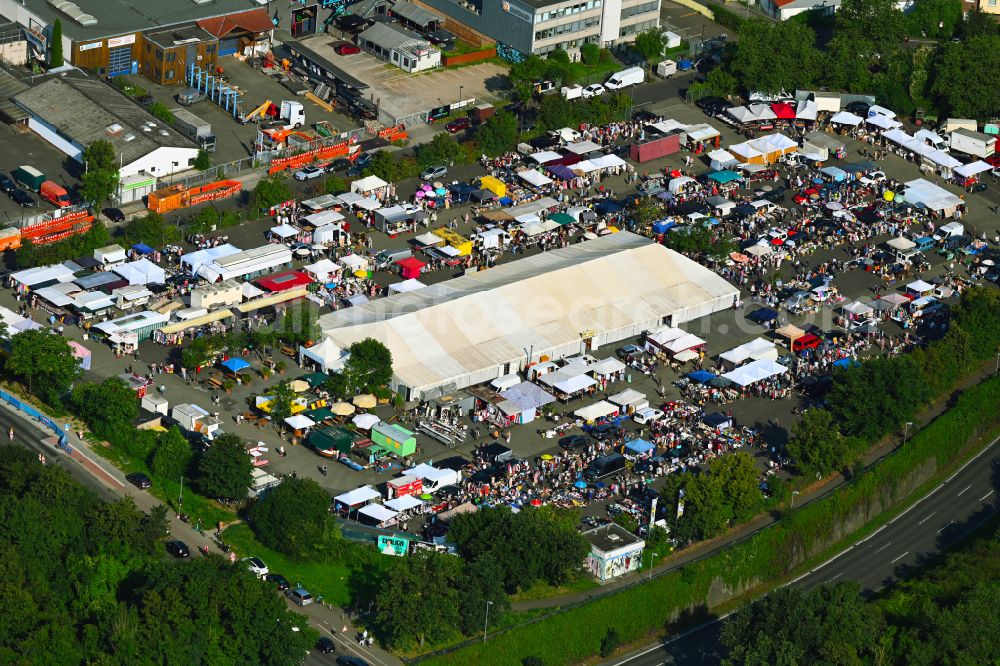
xmin=420 ymin=165 xmax=448 ymax=180
xmin=782 ymin=290 xmax=810 ymax=312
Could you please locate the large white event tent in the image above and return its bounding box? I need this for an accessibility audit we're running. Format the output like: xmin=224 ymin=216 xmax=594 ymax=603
xmin=318 ymin=232 xmax=738 ymax=401
xmin=722 ymin=359 xmax=788 ymax=387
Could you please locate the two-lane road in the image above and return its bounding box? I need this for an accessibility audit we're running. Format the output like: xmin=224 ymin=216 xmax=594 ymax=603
xmin=610 ymin=435 xmax=1000 ymax=666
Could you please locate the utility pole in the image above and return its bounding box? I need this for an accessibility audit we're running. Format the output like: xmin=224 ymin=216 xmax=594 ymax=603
xmin=483 ymin=600 xmax=494 ymax=643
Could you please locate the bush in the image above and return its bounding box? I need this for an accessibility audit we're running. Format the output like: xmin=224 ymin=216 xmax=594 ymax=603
xmin=599 ymin=628 xmax=621 ymax=658
xmin=248 ymin=477 xmax=336 ymax=560
xmin=149 ymin=102 xmax=174 ymax=123
xmin=712 ymin=4 xmax=746 ymax=31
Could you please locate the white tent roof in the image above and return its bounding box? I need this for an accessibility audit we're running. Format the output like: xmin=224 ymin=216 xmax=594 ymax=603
xmin=868 ymin=105 xmax=896 ymax=118
xmin=730 ymin=141 xmax=764 ymax=160
xmin=335 ymin=485 xmax=380 ymax=506
xmin=181 ymin=244 xmax=240 ymax=274
xmin=646 ymin=325 xmax=686 ymax=345
xmin=491 ymin=373 xmax=522 ymax=391
xmin=752 ymin=133 xmax=797 ymax=153
xmin=270 ymin=223 xmax=298 ymax=239
xmin=795 ymin=99 xmax=818 ymax=121
xmin=519 ymin=169 xmax=553 ymax=187
xmin=590 ymin=154 xmax=627 ymax=169
xmin=113 ymin=258 xmax=165 ymax=286
xmin=565 ymin=140 xmax=602 ymax=155
xmin=352 ymin=413 xmax=381 ymax=429
xmin=351 ymin=175 xmax=388 ymax=193
xmin=358 ymin=503 xmax=398 ymax=523
xmin=385 ymin=495 xmax=423 ymax=511
xmin=549 ymin=373 xmax=597 ymax=394
xmin=339 ymin=254 xmax=370 ymax=271
xmin=866 ymin=114 xmax=902 ymax=129
xmin=302 ymin=209 xmax=345 ymax=227
xmin=882 ymin=128 xmax=911 ymax=145
xmin=719 ymin=337 xmax=777 ymax=365
xmin=907 ymin=279 xmax=934 ymax=293
xmin=708 ymin=149 xmax=738 ymax=168
xmin=11 ymin=263 xmax=76 ymax=287
xmin=520 ymin=219 xmax=561 ymax=236
xmin=954 ymin=160 xmax=992 ymax=178
xmin=318 ymin=233 xmax=737 ymax=399
xmin=722 ymin=358 xmax=788 ymax=387
xmin=901 ymin=178 xmax=963 ymax=213
xmin=829 ymin=111 xmax=863 ymax=126
xmin=914 ymin=129 xmax=946 ymax=146
xmin=684 ymin=123 xmax=721 ymax=143
xmin=668 ymin=176 xmax=696 ymax=194
xmin=926 ymin=149 xmax=961 ymax=169
xmin=842 ymin=301 xmax=875 ymax=317
xmin=886 ymin=237 xmax=916 ymax=251
xmin=590 ymin=357 xmax=626 ymax=376
xmin=650 ymin=119 xmax=687 ymax=134
xmin=608 ymin=388 xmax=646 ymax=407
xmin=284 ymin=414 xmax=315 ymax=429
xmin=728 ymin=104 xmax=776 ymax=123
xmin=389 ymin=278 xmax=427 ymax=293
xmin=573 ymin=400 xmax=617 ymax=421
xmin=666 ymin=332 xmax=706 ymax=354
xmin=530 ymin=150 xmax=563 ymax=164
xmin=745 ymin=243 xmax=773 ymax=257
xmin=300 ymin=337 xmax=345 ymax=372
xmin=304 ymin=258 xmax=342 ymax=282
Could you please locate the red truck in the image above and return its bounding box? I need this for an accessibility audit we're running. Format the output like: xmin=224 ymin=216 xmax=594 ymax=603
xmin=39 ymin=180 xmax=70 ymax=208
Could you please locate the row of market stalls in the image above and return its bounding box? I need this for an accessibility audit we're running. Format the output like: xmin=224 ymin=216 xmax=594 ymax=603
xmin=725 ymin=100 xmax=818 ymax=128
xmin=631 ymin=119 xmax=723 ymax=163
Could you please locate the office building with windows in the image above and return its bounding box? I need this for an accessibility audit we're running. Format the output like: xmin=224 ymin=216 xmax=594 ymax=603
xmin=413 ymin=0 xmax=659 ymax=57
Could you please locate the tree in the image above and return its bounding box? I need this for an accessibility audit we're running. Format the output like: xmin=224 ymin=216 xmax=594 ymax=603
xmin=148 ymin=103 xmax=174 ymax=124
xmin=906 ymin=0 xmax=963 ymax=38
xmin=928 ymin=36 xmax=1000 ymax=119
xmin=835 ymin=0 xmax=907 ymax=57
xmin=192 ymin=149 xmax=211 ymax=171
xmin=415 ymin=132 xmax=465 ymax=169
xmin=6 ymin=330 xmax=81 ymax=407
xmin=728 ymin=19 xmax=821 ymax=94
xmin=375 ymin=550 xmax=462 ymax=647
xmin=456 ymin=557 xmax=508 ymax=636
xmin=580 ymin=42 xmax=601 ymax=66
xmin=249 ymin=176 xmax=293 ymax=211
xmin=600 ymin=628 xmax=622 ymax=658
xmin=344 ymin=338 xmax=393 ymax=393
xmin=248 ymin=477 xmax=334 ymax=560
xmin=149 ymin=427 xmax=192 ymax=482
xmin=80 ymin=140 xmax=120 ymax=205
xmin=195 ymin=433 xmax=253 ymax=501
xmin=958 ymin=9 xmax=1000 ymax=38
xmin=828 ymin=355 xmax=928 ymax=439
xmin=264 ymin=381 xmax=297 ymax=424
xmin=477 ymin=110 xmax=520 ymax=157
xmin=50 ymin=19 xmax=63 ymax=68
xmin=786 ymin=408 xmax=859 ymax=479
xmin=538 ymin=94 xmax=576 ymax=131
xmin=633 ymin=29 xmax=664 ymax=67
xmin=70 ymin=378 xmax=138 ymax=436
xmin=708 ymin=451 xmax=763 ymax=524
xmin=122 ymin=211 xmax=181 ymax=247
xmin=664 ymin=222 xmax=737 ymax=260
xmin=547 ymin=48 xmax=570 ymax=66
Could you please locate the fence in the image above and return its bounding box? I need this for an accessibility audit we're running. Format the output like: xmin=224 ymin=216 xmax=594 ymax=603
xmin=441 ymin=47 xmax=496 ymax=68
xmin=0 ymin=387 xmax=70 ymax=452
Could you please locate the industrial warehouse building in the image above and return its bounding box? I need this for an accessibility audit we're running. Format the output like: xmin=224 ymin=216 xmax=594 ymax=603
xmin=13 ymin=74 xmax=198 ymax=179
xmin=318 ymin=232 xmax=738 ymax=400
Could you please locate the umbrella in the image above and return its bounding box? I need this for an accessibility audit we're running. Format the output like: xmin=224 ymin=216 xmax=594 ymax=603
xmin=540 ymin=454 xmax=554 ymax=460
xmin=435 ymin=187 xmax=447 ymax=196
xmin=884 ymin=190 xmax=895 ymax=201
xmin=288 ymin=379 xmax=310 ymax=392
xmin=574 ymin=480 xmax=588 ymax=489
xmin=826 ymin=201 xmax=844 ymax=211
xmin=708 ymin=377 xmax=733 ymax=388
xmin=354 ymin=270 xmax=367 ymax=278
xmin=433 ymin=181 xmax=444 ymax=189
xmin=415 ymin=190 xmax=426 ymax=198
xmin=330 ymin=402 xmax=355 ymax=416
xmin=420 ymin=494 xmax=433 ymax=500
xmin=352 ymin=413 xmax=381 ymax=430
xmin=352 ymin=394 xmax=377 ymax=409
xmin=982 ymin=259 xmax=995 ymax=266
xmin=295 ymin=248 xmax=311 ymax=257
xmin=530 ymin=498 xmax=542 ymax=506
xmin=220 ymin=357 xmax=250 ymax=373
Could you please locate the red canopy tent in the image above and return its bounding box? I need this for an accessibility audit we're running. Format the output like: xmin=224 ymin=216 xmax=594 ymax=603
xmin=770 ymin=102 xmax=795 ymax=120
xmin=396 ymin=257 xmax=426 ymax=279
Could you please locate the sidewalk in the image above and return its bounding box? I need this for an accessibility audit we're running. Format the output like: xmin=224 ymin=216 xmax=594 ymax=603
xmin=512 ymin=364 xmax=998 ymax=612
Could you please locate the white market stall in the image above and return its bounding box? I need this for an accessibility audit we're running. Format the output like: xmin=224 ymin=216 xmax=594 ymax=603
xmin=518 ymin=169 xmax=553 ymax=188
xmin=389 ymin=278 xmax=427 ymax=293
xmin=829 ymin=111 xmax=863 ymax=126
xmin=113 ymin=258 xmax=166 ymax=286
xmin=304 ymin=258 xmax=342 ymax=283
xmin=573 ymin=400 xmax=619 ymax=422
xmin=722 ymin=359 xmax=788 ymax=387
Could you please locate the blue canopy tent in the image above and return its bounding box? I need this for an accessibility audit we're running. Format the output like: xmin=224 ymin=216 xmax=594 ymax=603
xmin=687 ymin=370 xmax=717 ymax=384
xmin=832 ymin=358 xmax=860 ymax=369
xmin=546 ymin=164 xmax=576 ymax=180
xmin=594 ymin=200 xmax=623 ymax=214
xmin=708 ymin=170 xmax=742 ymax=184
xmin=131 ymin=243 xmax=155 ymax=255
xmin=624 ymin=439 xmax=655 ymax=455
xmin=220 ymin=357 xmax=251 ymax=373
xmin=499 ymin=197 xmax=514 ymax=206
xmin=747 ymin=307 xmax=779 ymax=325
xmin=652 ymin=220 xmax=677 ymax=234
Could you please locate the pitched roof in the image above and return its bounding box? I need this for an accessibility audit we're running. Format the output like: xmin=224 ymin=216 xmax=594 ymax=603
xmin=197 ymin=8 xmax=273 ymax=38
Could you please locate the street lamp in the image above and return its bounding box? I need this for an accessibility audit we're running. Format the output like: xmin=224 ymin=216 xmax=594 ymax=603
xmin=483 ymin=600 xmax=494 ymax=643
xmin=178 ymin=475 xmax=184 ymax=509
xmin=647 ymin=550 xmax=659 ymax=580
xmin=995 ymin=351 xmax=999 ymax=375
xmin=790 ymin=490 xmax=800 ymax=509
xmin=903 ymin=421 xmax=914 ymax=446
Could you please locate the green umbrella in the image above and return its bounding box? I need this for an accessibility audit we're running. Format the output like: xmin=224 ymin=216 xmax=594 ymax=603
xmin=420 ymin=494 xmax=433 ymax=500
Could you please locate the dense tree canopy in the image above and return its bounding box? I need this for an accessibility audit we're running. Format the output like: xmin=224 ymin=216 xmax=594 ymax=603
xmin=786 ymin=408 xmax=862 ymax=479
xmin=196 ymin=433 xmax=254 ymax=501
xmin=248 ymin=477 xmax=335 ymax=560
xmin=477 ymin=110 xmax=520 ymax=157
xmin=928 ymin=36 xmax=1000 ymax=120
xmin=70 ymin=377 xmax=138 ymax=438
xmin=727 ymin=19 xmax=821 ymax=95
xmin=6 ymin=329 xmax=82 ymax=407
xmin=344 ymin=337 xmax=394 ymax=393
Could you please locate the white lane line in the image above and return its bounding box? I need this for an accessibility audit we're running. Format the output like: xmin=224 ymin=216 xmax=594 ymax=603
xmin=827 ymin=572 xmax=844 ymax=584
xmin=917 ymin=512 xmax=936 ymax=525
xmin=874 ymin=543 xmax=892 ymax=554
xmin=957 ymin=484 xmax=972 ymax=496
xmin=890 ymin=551 xmax=909 ymax=564
xmin=937 ymin=521 xmax=953 ymax=534
xmin=856 ymin=525 xmax=886 ymax=545
xmin=982 ymin=489 xmax=995 ymax=501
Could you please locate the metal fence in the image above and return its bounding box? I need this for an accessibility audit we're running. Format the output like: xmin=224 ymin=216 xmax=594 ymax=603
xmin=0 ymin=387 xmax=70 ymax=451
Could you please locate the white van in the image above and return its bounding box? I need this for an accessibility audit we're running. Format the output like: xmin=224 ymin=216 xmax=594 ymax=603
xmin=932 ymin=221 xmax=964 ymax=241
xmin=605 ymin=67 xmax=645 ymax=90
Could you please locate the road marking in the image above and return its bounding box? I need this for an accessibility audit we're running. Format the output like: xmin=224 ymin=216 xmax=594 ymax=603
xmin=874 ymin=543 xmax=891 ymax=554
xmin=957 ymin=484 xmax=972 ymax=496
xmin=937 ymin=521 xmax=953 ymax=534
xmin=917 ymin=512 xmax=936 ymax=525
xmin=982 ymin=490 xmax=995 ymax=501
xmin=322 ymin=626 xmax=392 ymax=666
xmin=827 ymin=572 xmax=844 ymax=583
xmin=856 ymin=525 xmax=886 ymax=545
xmin=890 ymin=551 xmax=909 ymax=564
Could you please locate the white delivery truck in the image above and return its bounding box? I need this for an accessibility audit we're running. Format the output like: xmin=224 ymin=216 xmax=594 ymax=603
xmin=605 ymin=66 xmax=645 ymax=90
xmin=949 ymin=128 xmax=996 ymax=158
xmin=932 ymin=221 xmax=964 ymax=241
xmin=561 ymin=84 xmax=583 ymax=100
xmin=279 ymin=100 xmax=305 ymax=129
xmin=406 ymin=463 xmax=461 ymax=492
xmin=656 ymin=60 xmax=677 ymax=78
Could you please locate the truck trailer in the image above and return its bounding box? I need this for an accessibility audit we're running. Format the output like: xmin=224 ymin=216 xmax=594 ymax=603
xmin=949 ymin=128 xmax=996 ymax=158
xmin=170 ymin=107 xmax=217 ymax=152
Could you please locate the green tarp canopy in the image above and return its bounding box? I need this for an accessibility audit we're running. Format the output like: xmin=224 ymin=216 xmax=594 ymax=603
xmin=303 ymin=372 xmax=329 ymax=388
xmin=308 ymin=427 xmax=354 ymax=454
xmin=549 ymin=212 xmax=575 ymax=225
xmin=306 ymin=407 xmax=335 ymax=421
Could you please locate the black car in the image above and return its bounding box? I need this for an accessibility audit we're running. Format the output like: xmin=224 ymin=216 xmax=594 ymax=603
xmin=165 ymin=540 xmax=190 ymax=558
xmin=695 ymin=96 xmax=732 ymax=116
xmin=588 ymin=422 xmax=622 ymax=441
xmin=470 ymin=466 xmax=503 ymax=484
xmin=559 ymin=435 xmax=588 ymax=450
xmin=0 ymin=173 xmax=15 ymax=195
xmin=346 ymin=153 xmax=374 ymax=177
xmin=10 ymin=188 xmax=35 ymax=207
xmin=103 ymin=207 xmax=126 ymax=223
xmin=337 ymin=657 xmax=370 ymax=666
xmin=265 ymin=573 xmax=290 ymax=591
xmin=126 ymin=472 xmax=151 ymax=489
xmin=632 ymin=110 xmax=659 ymax=123
xmin=316 ymin=637 xmax=336 ymax=654
xmin=845 ymin=101 xmax=870 ymax=116
xmin=616 ymin=344 xmax=643 ymax=361
xmin=758 ymin=186 xmax=786 ymax=203
xmin=326 ymin=158 xmax=351 ymax=173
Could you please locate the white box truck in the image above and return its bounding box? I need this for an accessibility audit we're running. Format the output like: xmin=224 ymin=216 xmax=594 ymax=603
xmin=605 ymin=67 xmax=645 ymax=90
xmin=561 ymin=84 xmax=583 ymax=100
xmin=656 ymin=60 xmax=677 ymax=78
xmin=406 ymin=463 xmax=461 ymax=492
xmin=949 ymin=128 xmax=996 ymax=158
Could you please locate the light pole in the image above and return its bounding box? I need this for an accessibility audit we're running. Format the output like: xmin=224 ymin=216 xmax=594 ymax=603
xmin=903 ymin=421 xmax=914 ymax=446
xmin=458 ymin=85 xmax=464 ymax=106
xmin=790 ymin=490 xmax=800 ymax=509
xmin=995 ymin=351 xmax=999 ymax=375
xmin=178 ymin=475 xmax=184 ymax=509
xmin=483 ymin=600 xmax=494 ymax=643
xmin=647 ymin=550 xmax=659 ymax=580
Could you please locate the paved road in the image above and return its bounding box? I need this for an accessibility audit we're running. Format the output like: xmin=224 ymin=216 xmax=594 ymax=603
xmin=607 ymin=433 xmax=1000 ymax=666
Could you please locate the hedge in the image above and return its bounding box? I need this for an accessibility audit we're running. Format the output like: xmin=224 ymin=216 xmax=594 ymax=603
xmin=421 ymin=376 xmax=1000 ymax=665
xmin=711 ymin=4 xmax=746 ymax=32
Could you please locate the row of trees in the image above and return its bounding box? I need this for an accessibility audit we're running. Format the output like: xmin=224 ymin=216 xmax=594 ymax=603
xmin=0 ymin=446 xmax=315 ymax=663
xmin=699 ymin=0 xmax=1000 ymax=119
xmin=721 ymin=526 xmax=1000 ymax=664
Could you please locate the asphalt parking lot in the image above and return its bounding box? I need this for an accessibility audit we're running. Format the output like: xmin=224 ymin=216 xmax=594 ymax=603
xmin=297 ymin=34 xmax=508 ymax=122
xmin=0 ymin=124 xmax=81 ymax=226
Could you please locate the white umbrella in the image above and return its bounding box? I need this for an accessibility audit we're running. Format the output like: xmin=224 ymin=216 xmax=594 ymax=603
xmin=825 ymin=201 xmax=844 ymax=211
xmin=352 ymin=413 xmax=381 ymax=430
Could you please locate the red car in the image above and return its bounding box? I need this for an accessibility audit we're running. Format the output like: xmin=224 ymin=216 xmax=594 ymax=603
xmin=793 ymin=187 xmax=819 ymax=204
xmin=792 ymin=333 xmax=822 ymax=352
xmin=334 ymin=42 xmax=360 ymax=55
xmin=445 ymin=117 xmax=470 ymax=133
xmin=985 ymin=153 xmax=1000 ymax=168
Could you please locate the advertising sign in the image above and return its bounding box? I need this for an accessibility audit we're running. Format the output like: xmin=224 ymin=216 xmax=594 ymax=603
xmin=378 ymin=535 xmax=410 ymax=557
xmin=108 ymin=34 xmax=136 ymax=48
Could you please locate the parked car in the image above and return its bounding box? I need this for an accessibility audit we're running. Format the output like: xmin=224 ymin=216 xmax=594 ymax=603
xmin=845 ymin=101 xmax=870 ymax=116
xmin=782 ymin=290 xmax=811 ymax=311
xmin=420 ymin=165 xmax=448 ymax=180
xmin=633 ymin=408 xmax=664 ymax=425
xmin=858 ymin=170 xmax=886 ymax=186
xmin=581 ymin=84 xmax=605 ymax=98
xmin=10 ymin=188 xmax=35 ymax=207
xmin=126 ymin=472 xmax=151 ymax=489
xmin=633 ymin=455 xmax=666 ymax=475
xmin=243 ymin=557 xmax=269 ymax=577
xmin=165 ymin=540 xmax=190 ymax=558
xmin=316 ymin=637 xmax=336 ymax=654
xmin=346 ymin=152 xmax=374 ymax=177
xmin=326 ymin=158 xmax=351 ymax=173
xmin=558 ymin=435 xmax=588 ymax=450
xmin=294 ymin=165 xmax=324 ymax=181
xmin=615 ymin=344 xmax=643 ymax=360
xmin=265 ymin=573 xmax=290 ymax=590
xmin=0 ymin=173 xmax=16 ymax=195
xmin=337 ymin=657 xmax=370 ymax=666
xmin=588 ymin=422 xmax=622 ymax=441
xmin=334 ymin=42 xmax=360 ymax=55
xmin=286 ymin=587 xmax=314 ymax=606
xmin=102 ymin=207 xmax=126 ymax=223
xmin=445 ymin=117 xmax=470 ymax=133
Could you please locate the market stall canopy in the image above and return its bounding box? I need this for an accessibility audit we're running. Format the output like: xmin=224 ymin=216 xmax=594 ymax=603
xmin=829 ymin=111 xmax=863 ymax=126
xmin=519 ymin=169 xmax=553 ymax=187
xmin=907 ymin=279 xmax=934 ymax=293
xmin=688 ymin=369 xmax=716 ymax=384
xmin=304 ymin=258 xmax=342 ymax=283
xmin=608 ymin=388 xmax=646 ymax=407
xmin=720 ymin=337 xmax=777 ymax=365
xmin=220 ymin=357 xmax=250 ymax=373
xmin=770 ymin=102 xmax=795 ymax=119
xmin=708 ymin=149 xmax=738 ymax=169
xmin=954 ymin=161 xmax=992 ymax=178
xmin=666 ymin=333 xmax=706 ymax=354
xmin=729 ymin=141 xmax=765 ymax=162
xmin=868 ymin=105 xmax=896 ymax=118
xmin=385 ymin=494 xmax=423 ymax=512
xmin=414 ymin=231 xmax=445 ymax=247
xmin=335 ymin=485 xmax=380 ymax=507
xmin=722 ymin=358 xmax=788 ymax=387
xmin=745 ymin=243 xmax=773 ymax=257
xmin=114 ymin=258 xmax=166 ymax=286
xmin=886 ymin=237 xmax=916 ymax=251
xmin=302 ymin=209 xmax=345 ymax=227
xmin=866 ymin=114 xmax=902 ymax=129
xmin=926 ymin=150 xmax=962 ymax=170
xmin=900 ymin=179 xmax=963 ymax=213
xmin=573 ymin=400 xmax=618 ymax=421
xmin=547 ymin=373 xmax=597 ymax=394
xmin=351 ymin=175 xmax=388 ymax=193
xmin=500 ymin=381 xmax=556 ymax=413
xmin=530 ymin=150 xmax=563 ymax=164
xmin=284 ymin=414 xmax=315 ymax=430
xmin=300 ymin=337 xmax=346 ymax=373
xmin=491 ymin=374 xmax=522 ymax=391
xmin=352 ymin=394 xmax=377 ymax=409
xmin=795 ymin=99 xmax=818 ymax=121
xmin=880 ymin=293 xmax=910 ymax=307
xmin=842 ymin=301 xmax=875 ymax=318
xmin=668 ymin=176 xmax=696 ymax=194
xmin=624 ymin=438 xmax=655 ymax=454
xmin=330 ymin=401 xmax=356 ymax=416
xmin=358 ymin=503 xmax=397 ymax=524
xmin=775 ymin=323 xmax=805 ymax=341
xmin=708 ymin=170 xmax=741 ymax=184
xmin=352 ymin=413 xmax=381 ymax=429
xmin=389 ymin=278 xmax=426 ymax=294
xmin=270 ymin=224 xmax=298 ymax=239
xmin=673 ymin=349 xmax=699 ymax=363
xmin=590 ymin=357 xmax=626 ymax=376
xmin=914 ymin=129 xmax=946 ymax=146
xmin=728 ymin=104 xmax=776 ymax=124
xmin=339 ymin=254 xmax=370 ymax=271
xmin=565 ymin=140 xmax=602 ymax=155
